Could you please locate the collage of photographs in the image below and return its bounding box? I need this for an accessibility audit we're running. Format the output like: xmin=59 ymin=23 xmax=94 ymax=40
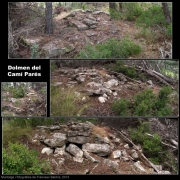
xmin=3 ymin=2 xmax=179 ymax=177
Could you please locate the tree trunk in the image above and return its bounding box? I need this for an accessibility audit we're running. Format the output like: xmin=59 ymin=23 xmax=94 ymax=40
xmin=119 ymin=2 xmax=122 ymax=11
xmin=45 ymin=2 xmax=53 ymax=34
xmin=109 ymin=2 xmax=116 ymax=10
xmin=162 ymin=2 xmax=171 ymax=25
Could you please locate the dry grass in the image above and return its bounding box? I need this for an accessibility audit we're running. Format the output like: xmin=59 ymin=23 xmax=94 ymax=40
xmin=92 ymin=126 xmax=110 ymax=137
xmin=51 ymin=84 xmax=91 ymax=116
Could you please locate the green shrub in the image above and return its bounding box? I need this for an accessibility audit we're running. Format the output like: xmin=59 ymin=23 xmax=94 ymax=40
xmin=31 ymin=44 xmax=40 ymax=59
xmin=109 ymin=3 xmax=143 ymax=21
xmin=12 ymin=88 xmax=25 ymax=98
xmin=109 ymin=9 xmax=122 ymax=20
xmin=134 ymin=100 xmax=149 ymax=116
xmin=166 ymin=23 xmax=172 ymax=37
xmin=136 ymin=4 xmax=166 ymax=28
xmin=129 ymin=121 xmax=163 ymax=164
xmin=143 ymin=133 xmax=162 ymax=156
xmin=51 ymin=62 xmax=58 ymax=72
xmin=134 ymin=89 xmax=156 ymax=114
xmin=156 ymin=86 xmax=172 ymax=108
xmin=129 ymin=120 xmax=150 ymax=143
xmin=110 ymin=61 xmax=137 ymax=78
xmin=112 ymin=86 xmax=173 ymax=116
xmin=122 ymin=2 xmax=143 ymax=21
xmin=112 ymin=98 xmax=131 ymax=116
xmin=3 ymin=142 xmax=50 ymax=174
xmin=76 ymin=38 xmax=141 ymax=58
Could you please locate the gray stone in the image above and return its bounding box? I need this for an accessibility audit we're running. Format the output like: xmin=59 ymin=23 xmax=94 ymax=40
xmin=124 ymin=144 xmax=130 ymax=149
xmin=42 ymin=40 xmax=74 ymax=58
xmin=76 ymin=76 xmax=85 ymax=83
xmin=54 ymin=82 xmax=63 ymax=87
xmin=43 ymin=133 xmax=67 ymax=147
xmin=50 ymin=126 xmax=60 ymax=130
xmin=69 ymin=20 xmax=88 ymax=30
xmin=82 ymin=143 xmax=111 ymax=156
xmin=73 ymin=157 xmax=84 ymax=163
xmin=68 ymin=136 xmax=90 ymax=144
xmin=71 ymin=125 xmax=84 ymax=131
xmin=58 ymin=158 xmax=65 ymax=166
xmin=121 ymin=149 xmax=127 ymax=156
xmin=89 ymin=25 xmax=97 ymax=29
xmin=66 ymin=143 xmax=83 ymax=157
xmin=131 ymin=150 xmax=139 ymax=160
xmin=147 ymin=80 xmax=153 ymax=86
xmin=83 ymin=18 xmax=97 ymax=26
xmin=67 ymin=131 xmax=78 ymax=136
xmin=134 ymin=161 xmax=146 ymax=172
xmin=103 ymin=79 xmax=118 ymax=88
xmin=83 ymin=150 xmax=100 ymax=163
xmin=112 ymin=150 xmax=121 ymax=159
xmin=122 ymin=157 xmax=129 ymax=161
xmin=41 ymin=147 xmax=53 ymax=155
xmin=158 ymin=170 xmax=171 ymax=174
xmin=23 ymin=38 xmax=42 ymax=46
xmin=103 ymin=159 xmax=119 ymax=173
xmin=54 ymin=145 xmax=66 ymax=155
xmin=85 ymin=30 xmax=98 ymax=37
xmin=98 ymin=96 xmax=107 ymax=103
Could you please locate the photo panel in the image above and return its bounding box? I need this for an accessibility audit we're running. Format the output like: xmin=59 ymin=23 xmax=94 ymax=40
xmin=2 ymin=117 xmax=178 ymax=175
xmin=8 ymin=2 xmax=172 ymax=59
xmin=1 ymin=82 xmax=47 ymax=117
xmin=50 ymin=59 xmax=179 ymax=117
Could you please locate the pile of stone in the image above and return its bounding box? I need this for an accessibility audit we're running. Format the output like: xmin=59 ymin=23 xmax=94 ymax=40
xmin=31 ymin=121 xmax=171 ymax=174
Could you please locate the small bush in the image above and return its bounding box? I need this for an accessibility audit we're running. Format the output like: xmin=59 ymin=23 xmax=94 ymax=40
xmin=129 ymin=121 xmax=163 ymax=164
xmin=109 ymin=3 xmax=143 ymax=21
xmin=110 ymin=61 xmax=137 ymax=78
xmin=112 ymin=98 xmax=131 ymax=116
xmin=12 ymin=88 xmax=25 ymax=98
xmin=122 ymin=2 xmax=143 ymax=21
xmin=129 ymin=120 xmax=150 ymax=143
xmin=112 ymin=86 xmax=173 ymax=116
xmin=109 ymin=9 xmax=122 ymax=20
xmin=156 ymin=86 xmax=172 ymax=108
xmin=51 ymin=62 xmax=58 ymax=72
xmin=31 ymin=44 xmax=40 ymax=59
xmin=3 ymin=142 xmax=50 ymax=174
xmin=165 ymin=23 xmax=172 ymax=37
xmin=143 ymin=133 xmax=162 ymax=155
xmin=136 ymin=4 xmax=166 ymax=28
xmin=76 ymin=38 xmax=141 ymax=58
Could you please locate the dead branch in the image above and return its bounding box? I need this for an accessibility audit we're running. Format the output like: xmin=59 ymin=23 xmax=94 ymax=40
xmin=170 ymin=139 xmax=178 ymax=147
xmin=112 ymin=127 xmax=160 ymax=173
xmin=151 ymin=70 xmax=176 ymax=83
xmin=145 ymin=133 xmax=178 ymax=150
xmin=146 ymin=69 xmax=174 ymax=89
